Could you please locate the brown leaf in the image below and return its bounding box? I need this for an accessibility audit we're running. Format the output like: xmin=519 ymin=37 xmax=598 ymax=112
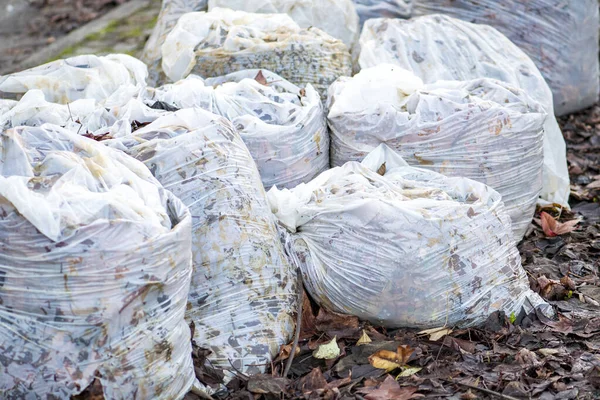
xmin=298 ymin=368 xmax=328 ymax=394
xmin=369 ymin=345 xmax=414 ymax=371
xmin=300 ymin=291 xmax=318 ymax=339
xmin=315 ymin=308 xmax=361 ymax=339
xmin=460 ymin=390 xmax=478 ymax=400
xmin=247 ymin=375 xmax=289 ymax=395
xmin=358 ymin=375 xmax=418 ymax=400
xmin=377 ymin=162 xmax=386 ymax=176
xmin=277 ymin=343 xmax=301 ymax=361
xmin=560 ymin=275 xmax=576 ymax=290
xmin=515 ymin=348 xmax=541 ymax=366
xmin=540 ymin=212 xmax=580 ymax=237
xmin=254 ymin=70 xmax=268 ymax=85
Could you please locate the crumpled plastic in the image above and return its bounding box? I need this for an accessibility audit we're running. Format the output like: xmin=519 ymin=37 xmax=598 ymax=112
xmin=0 ymin=54 xmax=148 ymax=107
xmin=208 ymin=0 xmax=360 ymax=49
xmin=269 ymin=144 xmax=550 ymax=328
xmin=327 ymin=64 xmax=546 ymax=241
xmin=412 ymin=0 xmax=599 ymax=117
xmin=142 ymin=0 xmax=209 ymax=85
xmin=161 ymin=7 xmax=352 ymax=97
xmin=0 ymin=124 xmax=195 ymax=399
xmin=358 ymin=14 xmax=570 ymax=207
xmin=146 ymin=69 xmax=328 ymax=189
xmin=102 ymin=107 xmax=297 ymax=390
xmin=352 ymin=0 xmax=412 ymax=27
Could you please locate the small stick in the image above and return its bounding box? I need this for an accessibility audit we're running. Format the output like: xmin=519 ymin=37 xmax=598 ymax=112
xmin=442 ymin=379 xmax=520 ymax=400
xmin=283 ymin=268 xmax=303 ymax=378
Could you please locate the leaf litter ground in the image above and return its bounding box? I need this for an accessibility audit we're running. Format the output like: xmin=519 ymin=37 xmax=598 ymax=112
xmin=178 ymin=103 xmax=600 ymax=400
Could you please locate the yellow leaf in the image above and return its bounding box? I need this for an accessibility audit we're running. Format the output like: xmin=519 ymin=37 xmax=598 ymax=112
xmin=397 ymin=366 xmax=422 ymax=378
xmin=418 ymin=327 xmax=453 ymax=341
xmin=356 ymin=330 xmax=372 ymax=346
xmin=312 ymin=336 xmax=340 ymax=360
xmin=538 ymin=348 xmax=560 ymax=356
xmin=368 ymin=345 xmax=414 ymax=371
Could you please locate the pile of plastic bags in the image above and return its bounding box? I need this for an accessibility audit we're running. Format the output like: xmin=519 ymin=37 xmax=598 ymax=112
xmin=146 ymin=70 xmax=328 ymax=189
xmin=0 ymin=125 xmax=195 ymax=399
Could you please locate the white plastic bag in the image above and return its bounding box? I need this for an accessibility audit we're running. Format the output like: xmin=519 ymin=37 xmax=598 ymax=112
xmin=146 ymin=70 xmax=328 ymax=189
xmin=0 ymin=124 xmax=195 ymax=399
xmin=269 ymin=144 xmax=549 ymax=328
xmin=0 ymin=54 xmax=148 ymax=107
xmin=352 ymin=0 xmax=412 ymax=27
xmin=327 ymin=64 xmax=546 ymax=241
xmin=358 ymin=14 xmax=570 ymax=207
xmin=102 ymin=107 xmax=297 ymax=389
xmin=413 ymin=0 xmax=599 ymax=116
xmin=142 ymin=0 xmax=209 ymax=85
xmin=161 ymin=8 xmax=352 ymax=97
xmin=208 ymin=0 xmax=360 ymax=49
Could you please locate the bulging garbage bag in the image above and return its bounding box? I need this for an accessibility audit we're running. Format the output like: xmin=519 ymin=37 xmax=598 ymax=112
xmin=208 ymin=0 xmax=360 ymax=50
xmin=161 ymin=7 xmax=352 ymax=97
xmin=0 ymin=54 xmax=148 ymax=107
xmin=327 ymin=64 xmax=546 ymax=241
xmin=269 ymin=144 xmax=550 ymax=329
xmin=0 ymin=124 xmax=195 ymax=399
xmin=352 ymin=0 xmax=412 ymax=27
xmin=103 ymin=107 xmax=297 ymax=388
xmin=146 ymin=70 xmax=328 ymax=189
xmin=142 ymin=0 xmax=209 ymax=85
xmin=412 ymin=0 xmax=599 ymax=117
xmin=358 ymin=14 xmax=570 ymax=208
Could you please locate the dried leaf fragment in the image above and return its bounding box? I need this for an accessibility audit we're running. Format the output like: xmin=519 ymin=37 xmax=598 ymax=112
xmin=418 ymin=326 xmax=452 ymax=341
xmin=397 ymin=366 xmax=422 ymax=377
xmin=254 ymin=70 xmax=268 ymax=85
xmin=357 ymin=330 xmax=372 ymax=345
xmin=312 ymin=336 xmax=340 ymax=359
xmin=377 ymin=162 xmax=386 ymax=176
xmin=358 ymin=376 xmax=418 ymax=400
xmin=369 ymin=345 xmax=413 ymax=371
xmin=540 ymin=212 xmax=580 ymax=237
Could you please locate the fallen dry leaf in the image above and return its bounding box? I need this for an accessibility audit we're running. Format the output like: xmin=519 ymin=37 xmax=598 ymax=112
xmin=540 ymin=211 xmax=580 ymax=237
xmin=298 ymin=368 xmax=327 ymax=394
xmin=357 ymin=330 xmax=373 ymax=345
xmin=312 ymin=336 xmax=340 ymax=360
xmin=369 ymin=345 xmax=413 ymax=371
xmin=397 ymin=366 xmax=422 ymax=377
xmin=538 ymin=348 xmax=560 ymax=356
xmin=358 ymin=375 xmax=418 ymax=400
xmin=277 ymin=343 xmax=301 ymax=361
xmin=418 ymin=326 xmax=453 ymax=341
xmin=315 ymin=308 xmax=361 ymax=339
xmin=247 ymin=375 xmax=289 ymax=395
xmin=377 ymin=162 xmax=386 ymax=176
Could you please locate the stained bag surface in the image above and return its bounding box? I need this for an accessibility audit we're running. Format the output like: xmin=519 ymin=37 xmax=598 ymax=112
xmin=327 ymin=64 xmax=546 ymax=241
xmin=352 ymin=0 xmax=412 ymax=27
xmin=146 ymin=70 xmax=328 ymax=189
xmin=161 ymin=8 xmax=352 ymax=97
xmin=103 ymin=107 xmax=297 ymax=388
xmin=358 ymin=14 xmax=570 ymax=208
xmin=269 ymin=144 xmax=549 ymax=328
xmin=208 ymin=0 xmax=360 ymax=49
xmin=413 ymin=0 xmax=599 ymax=116
xmin=0 ymin=54 xmax=148 ymax=107
xmin=0 ymin=125 xmax=195 ymax=399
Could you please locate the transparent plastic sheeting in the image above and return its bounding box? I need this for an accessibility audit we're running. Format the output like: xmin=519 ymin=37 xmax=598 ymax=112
xmin=0 ymin=54 xmax=148 ymax=107
xmin=0 ymin=125 xmax=195 ymax=399
xmin=268 ymin=144 xmax=551 ymax=329
xmin=208 ymin=0 xmax=360 ymax=49
xmin=412 ymin=0 xmax=599 ymax=116
xmin=142 ymin=0 xmax=209 ymax=85
xmin=352 ymin=0 xmax=412 ymax=27
xmin=146 ymin=70 xmax=328 ymax=189
xmin=358 ymin=14 xmax=570 ymax=208
xmin=327 ymin=65 xmax=545 ymax=241
xmin=103 ymin=107 xmax=297 ymax=389
xmin=161 ymin=8 xmax=352 ymax=97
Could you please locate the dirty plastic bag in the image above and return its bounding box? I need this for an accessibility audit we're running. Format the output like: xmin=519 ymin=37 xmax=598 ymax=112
xmin=0 ymin=124 xmax=195 ymax=399
xmin=146 ymin=70 xmax=328 ymax=189
xmin=103 ymin=108 xmax=297 ymax=389
xmin=412 ymin=0 xmax=599 ymax=116
xmin=208 ymin=0 xmax=360 ymax=50
xmin=161 ymin=8 xmax=352 ymax=97
xmin=142 ymin=0 xmax=209 ymax=85
xmin=358 ymin=14 xmax=570 ymax=208
xmin=327 ymin=64 xmax=546 ymax=241
xmin=0 ymin=89 xmax=114 ymax=132
xmin=352 ymin=0 xmax=412 ymax=27
xmin=268 ymin=144 xmax=550 ymax=328
xmin=0 ymin=54 xmax=148 ymax=107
